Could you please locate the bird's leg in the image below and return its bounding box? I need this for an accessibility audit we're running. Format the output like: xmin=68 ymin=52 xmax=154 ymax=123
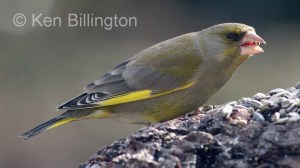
xmin=192 ymin=107 xmax=204 ymax=116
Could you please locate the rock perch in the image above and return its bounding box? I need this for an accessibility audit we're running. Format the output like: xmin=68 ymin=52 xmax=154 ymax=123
xmin=81 ymin=82 xmax=300 ymax=168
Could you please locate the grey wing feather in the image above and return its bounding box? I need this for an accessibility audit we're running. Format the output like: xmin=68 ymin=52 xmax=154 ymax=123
xmin=57 ymin=60 xmax=135 ymax=110
xmin=57 ymin=58 xmax=189 ymax=110
xmin=122 ymin=66 xmax=184 ymax=91
xmin=86 ymin=60 xmax=189 ymax=94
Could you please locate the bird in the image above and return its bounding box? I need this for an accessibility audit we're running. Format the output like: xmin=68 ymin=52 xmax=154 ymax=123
xmin=21 ymin=23 xmax=266 ymax=140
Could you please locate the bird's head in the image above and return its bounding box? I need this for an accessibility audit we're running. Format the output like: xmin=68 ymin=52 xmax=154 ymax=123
xmin=199 ymin=23 xmax=266 ymax=63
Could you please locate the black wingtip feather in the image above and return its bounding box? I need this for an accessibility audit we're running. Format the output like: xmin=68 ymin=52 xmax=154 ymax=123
xmin=57 ymin=93 xmax=88 ymax=110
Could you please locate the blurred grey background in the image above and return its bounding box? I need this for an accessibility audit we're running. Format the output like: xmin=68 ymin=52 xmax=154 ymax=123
xmin=1 ymin=0 xmax=300 ymax=167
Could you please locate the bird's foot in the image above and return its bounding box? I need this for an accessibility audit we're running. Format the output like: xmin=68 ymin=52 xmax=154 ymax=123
xmin=192 ymin=107 xmax=205 ymax=116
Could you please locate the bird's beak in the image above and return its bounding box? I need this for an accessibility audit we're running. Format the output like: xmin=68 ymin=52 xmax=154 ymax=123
xmin=240 ymin=31 xmax=266 ymax=56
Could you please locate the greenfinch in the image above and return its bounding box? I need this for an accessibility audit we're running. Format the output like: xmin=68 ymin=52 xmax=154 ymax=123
xmin=21 ymin=23 xmax=266 ymax=139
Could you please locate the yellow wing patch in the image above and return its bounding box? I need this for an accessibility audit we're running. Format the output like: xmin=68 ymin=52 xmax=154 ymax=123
xmin=99 ymin=82 xmax=195 ymax=107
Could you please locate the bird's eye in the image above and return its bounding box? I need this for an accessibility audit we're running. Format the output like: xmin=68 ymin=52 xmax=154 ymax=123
xmin=226 ymin=33 xmax=239 ymax=41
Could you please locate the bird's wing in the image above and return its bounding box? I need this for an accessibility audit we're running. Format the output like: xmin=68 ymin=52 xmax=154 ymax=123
xmin=57 ymin=33 xmax=202 ymax=110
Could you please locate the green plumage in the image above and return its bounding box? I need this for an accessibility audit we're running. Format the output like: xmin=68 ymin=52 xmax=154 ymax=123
xmin=21 ymin=23 xmax=265 ymax=139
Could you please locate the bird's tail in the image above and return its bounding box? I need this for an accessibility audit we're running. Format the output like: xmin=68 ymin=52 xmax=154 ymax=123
xmin=20 ymin=116 xmax=76 ymax=140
